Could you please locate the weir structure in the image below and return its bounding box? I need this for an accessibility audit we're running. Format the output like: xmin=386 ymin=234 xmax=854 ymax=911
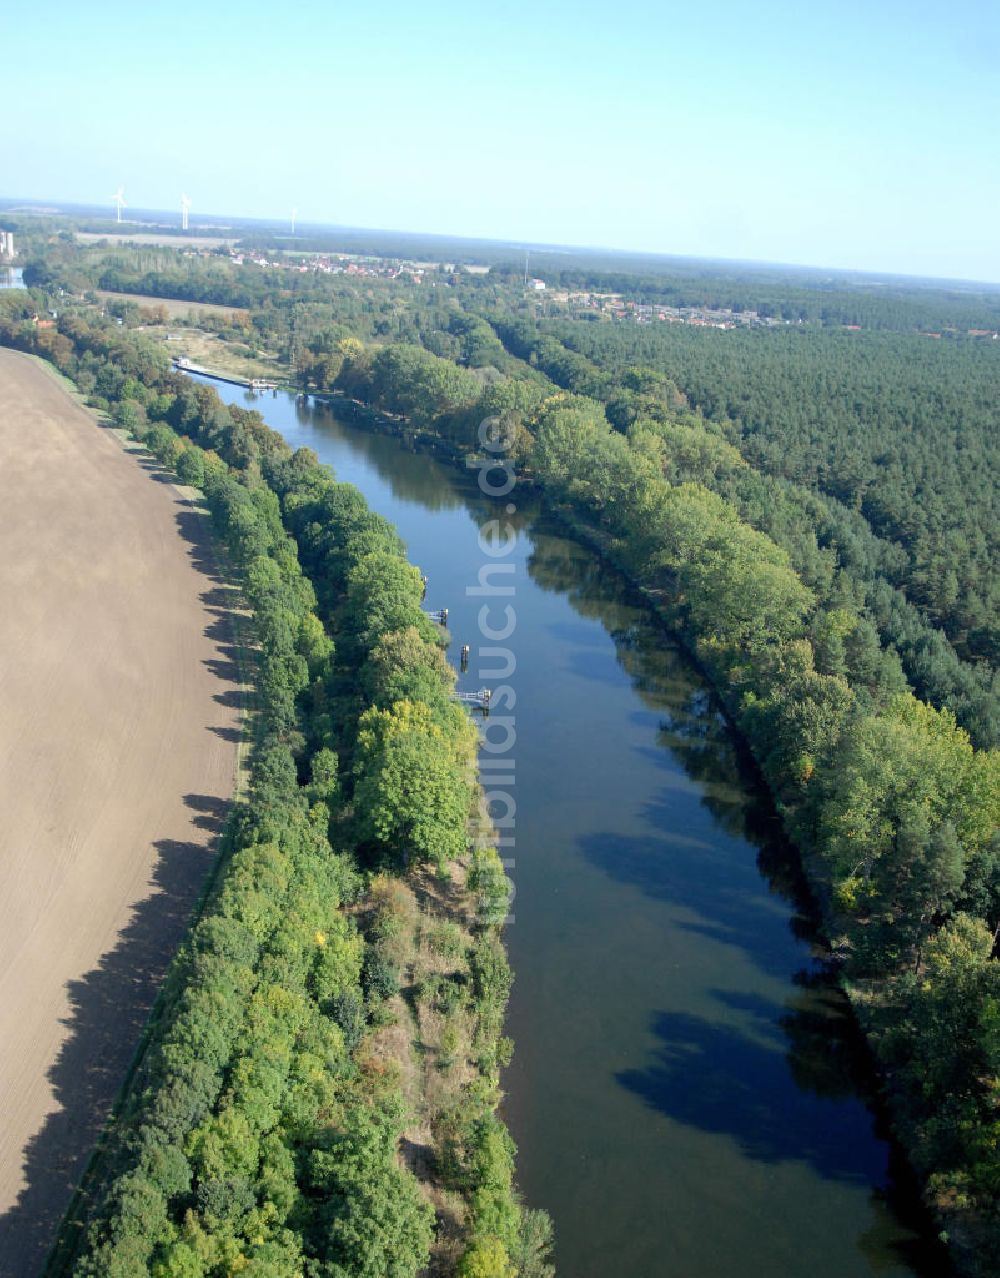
xmin=454 ymin=687 xmax=492 ymax=713
xmin=171 ymin=356 xmax=277 ymax=393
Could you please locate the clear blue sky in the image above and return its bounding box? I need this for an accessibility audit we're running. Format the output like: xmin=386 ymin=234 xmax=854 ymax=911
xmin=5 ymin=0 xmax=1000 ymax=281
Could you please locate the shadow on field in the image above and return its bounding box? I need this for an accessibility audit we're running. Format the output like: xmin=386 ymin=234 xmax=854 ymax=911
xmin=184 ymin=793 xmax=231 ymax=835
xmin=208 ymin=723 xmax=244 ymax=743
xmin=0 ymin=498 xmax=245 ymax=1277
xmin=135 ymin=456 xmax=177 ymax=485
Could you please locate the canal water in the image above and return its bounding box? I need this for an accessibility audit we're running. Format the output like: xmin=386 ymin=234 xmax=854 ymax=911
xmin=192 ymin=378 xmax=940 ymax=1278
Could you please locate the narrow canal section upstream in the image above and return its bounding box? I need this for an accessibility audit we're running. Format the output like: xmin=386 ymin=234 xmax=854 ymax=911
xmin=193 ymin=377 xmax=943 ymax=1278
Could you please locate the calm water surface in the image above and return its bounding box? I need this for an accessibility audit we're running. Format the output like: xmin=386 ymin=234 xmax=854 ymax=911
xmin=194 ymin=378 xmax=942 ymax=1278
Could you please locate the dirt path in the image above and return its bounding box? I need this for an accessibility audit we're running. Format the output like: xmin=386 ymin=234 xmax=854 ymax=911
xmin=0 ymin=351 xmax=242 ymax=1275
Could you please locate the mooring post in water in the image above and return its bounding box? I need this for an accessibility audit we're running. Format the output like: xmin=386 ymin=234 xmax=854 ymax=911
xmin=460 ymin=643 xmax=470 ymax=671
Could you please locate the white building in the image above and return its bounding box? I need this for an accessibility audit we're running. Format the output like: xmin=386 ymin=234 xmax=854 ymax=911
xmin=529 ymin=277 xmax=546 ymax=290
xmin=0 ymin=231 xmax=14 ymax=260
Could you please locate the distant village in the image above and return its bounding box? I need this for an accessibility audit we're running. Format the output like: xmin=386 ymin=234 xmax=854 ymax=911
xmin=60 ymin=233 xmax=1000 ymax=339
xmin=225 ymin=246 xmax=453 ymax=283
xmin=551 ymin=291 xmax=790 ymax=329
xmin=220 ymin=247 xmax=798 ymax=329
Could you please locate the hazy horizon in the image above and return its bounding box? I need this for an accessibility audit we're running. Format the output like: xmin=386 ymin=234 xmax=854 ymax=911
xmin=5 ymin=0 xmax=999 ymax=282
xmin=6 ymin=194 xmax=1000 ymax=292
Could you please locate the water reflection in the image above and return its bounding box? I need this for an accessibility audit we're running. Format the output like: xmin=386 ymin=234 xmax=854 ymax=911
xmin=524 ymin=510 xmax=949 ymax=1276
xmin=303 ymin=397 xmax=467 ymax=512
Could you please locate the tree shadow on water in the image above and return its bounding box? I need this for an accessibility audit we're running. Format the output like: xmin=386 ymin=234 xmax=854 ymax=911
xmin=523 ymin=496 xmax=949 ymax=1273
xmin=618 ymin=995 xmax=886 ymax=1182
xmin=618 ymin=981 xmax=952 ymax=1276
xmin=580 ymin=819 xmax=810 ymax=984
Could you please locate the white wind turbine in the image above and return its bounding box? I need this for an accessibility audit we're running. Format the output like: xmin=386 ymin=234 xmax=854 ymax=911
xmin=291 ymin=206 xmax=298 ymax=236
xmin=113 ymin=186 xmax=126 ymax=223
xmin=181 ymin=194 xmax=192 ymax=231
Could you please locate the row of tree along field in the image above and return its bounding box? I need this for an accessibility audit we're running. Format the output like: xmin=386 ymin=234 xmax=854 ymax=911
xmin=0 ymin=304 xmax=551 ymax=1278
xmin=292 ymin=330 xmax=999 ymax=1274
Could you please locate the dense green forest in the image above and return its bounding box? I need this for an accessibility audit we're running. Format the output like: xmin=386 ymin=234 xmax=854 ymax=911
xmin=0 ymin=302 xmax=549 ymax=1278
xmin=540 ymin=320 xmax=1000 ymax=658
xmin=5 ymin=230 xmax=1000 ymax=1273
xmin=484 ymin=317 xmax=1000 ymax=749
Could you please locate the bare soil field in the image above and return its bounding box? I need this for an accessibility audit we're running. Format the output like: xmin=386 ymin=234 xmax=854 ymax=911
xmin=0 ymin=351 xmax=242 ymax=1275
xmin=95 ymin=290 xmax=248 ymax=319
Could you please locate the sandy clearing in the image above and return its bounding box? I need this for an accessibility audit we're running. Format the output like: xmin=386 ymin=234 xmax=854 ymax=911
xmin=95 ymin=290 xmax=248 ymax=319
xmin=0 ymin=351 xmax=242 ymax=1275
xmin=76 ymin=232 xmax=237 ymax=249
xmin=147 ymin=328 xmax=285 ymax=384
